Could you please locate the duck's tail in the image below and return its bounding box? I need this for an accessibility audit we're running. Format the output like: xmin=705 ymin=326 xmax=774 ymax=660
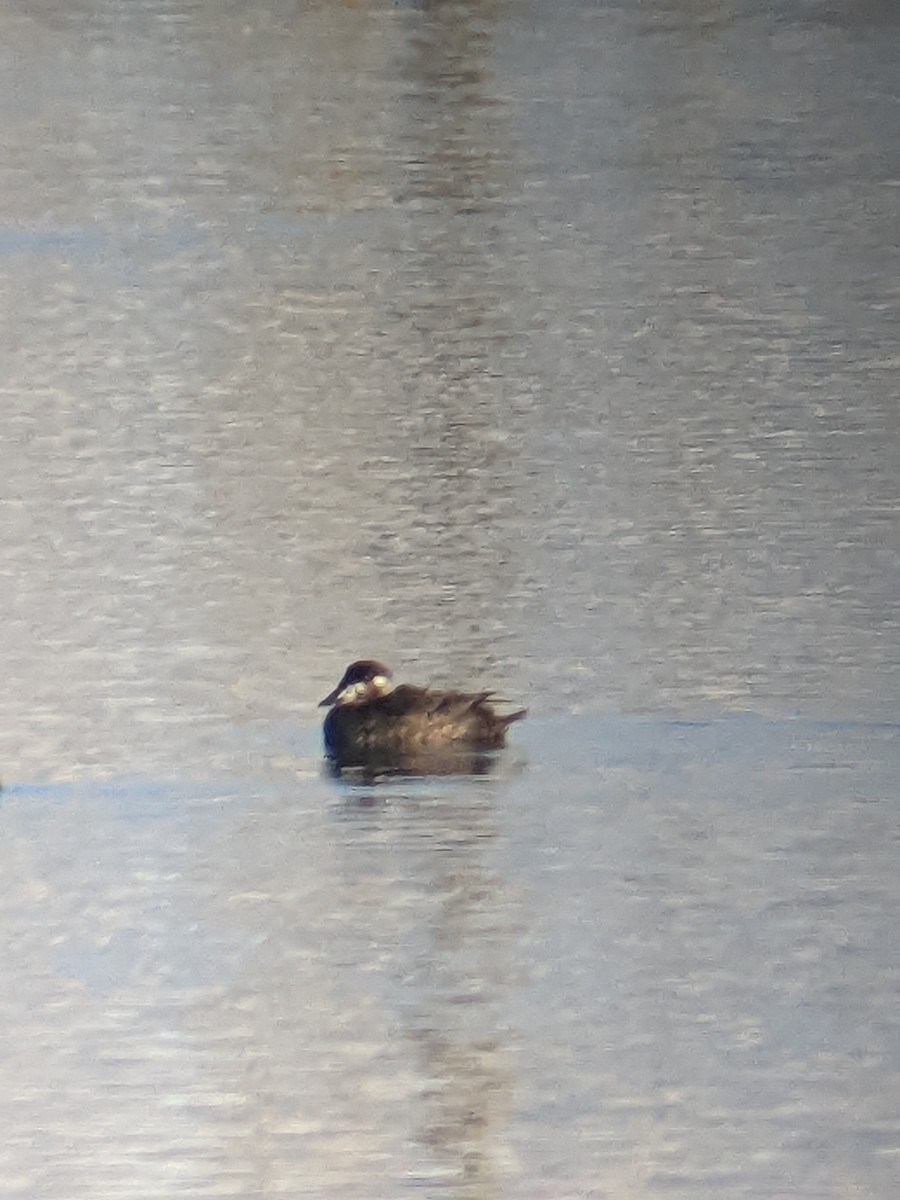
xmin=501 ymin=708 xmax=527 ymax=727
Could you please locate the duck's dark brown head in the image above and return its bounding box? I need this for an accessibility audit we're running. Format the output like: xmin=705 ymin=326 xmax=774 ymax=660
xmin=319 ymin=660 xmax=394 ymax=708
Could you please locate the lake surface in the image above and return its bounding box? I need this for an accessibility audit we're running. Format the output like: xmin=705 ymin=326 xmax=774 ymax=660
xmin=0 ymin=0 xmax=898 ymax=1196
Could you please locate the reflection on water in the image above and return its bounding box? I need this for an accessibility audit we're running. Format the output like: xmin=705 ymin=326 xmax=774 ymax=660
xmin=0 ymin=0 xmax=897 ymax=1196
xmin=327 ymin=749 xmax=503 ymax=782
xmin=1 ymin=719 xmax=898 ymax=1198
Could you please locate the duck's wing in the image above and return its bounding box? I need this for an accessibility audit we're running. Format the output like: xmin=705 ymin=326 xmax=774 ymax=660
xmin=376 ymin=684 xmax=526 ymax=726
xmin=375 ymin=685 xmax=487 ymax=717
xmin=374 ymin=684 xmax=437 ymax=715
xmin=427 ymin=687 xmax=526 ymax=725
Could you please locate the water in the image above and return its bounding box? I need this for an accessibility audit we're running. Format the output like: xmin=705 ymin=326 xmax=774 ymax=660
xmin=0 ymin=0 xmax=898 ymax=1196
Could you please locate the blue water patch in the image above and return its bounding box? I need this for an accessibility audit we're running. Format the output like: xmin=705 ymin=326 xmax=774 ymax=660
xmin=519 ymin=712 xmax=899 ymax=775
xmin=0 ymin=227 xmax=110 ymax=259
xmin=0 ymin=219 xmax=207 ymax=263
xmin=2 ymin=713 xmax=895 ymax=814
xmin=0 ymin=776 xmax=278 ymax=823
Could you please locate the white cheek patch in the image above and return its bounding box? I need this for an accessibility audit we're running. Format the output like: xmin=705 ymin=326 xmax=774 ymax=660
xmin=338 ymin=677 xmax=388 ymax=704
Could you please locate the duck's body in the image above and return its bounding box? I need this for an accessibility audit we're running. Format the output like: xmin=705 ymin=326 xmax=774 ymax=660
xmin=320 ymin=660 xmax=525 ymax=770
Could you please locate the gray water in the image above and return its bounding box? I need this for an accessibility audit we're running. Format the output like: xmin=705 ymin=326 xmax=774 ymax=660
xmin=1 ymin=0 xmax=898 ymax=1196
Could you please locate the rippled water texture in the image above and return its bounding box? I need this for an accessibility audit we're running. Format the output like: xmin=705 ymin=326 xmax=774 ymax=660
xmin=0 ymin=0 xmax=898 ymax=1197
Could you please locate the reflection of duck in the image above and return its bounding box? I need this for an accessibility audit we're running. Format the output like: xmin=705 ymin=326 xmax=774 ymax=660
xmin=319 ymin=660 xmax=526 ymax=771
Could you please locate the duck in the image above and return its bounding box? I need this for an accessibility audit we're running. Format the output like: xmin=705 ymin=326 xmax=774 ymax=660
xmin=319 ymin=659 xmax=526 ymax=771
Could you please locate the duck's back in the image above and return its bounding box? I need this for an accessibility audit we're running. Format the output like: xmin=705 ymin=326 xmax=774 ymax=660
xmin=324 ymin=684 xmax=523 ymax=761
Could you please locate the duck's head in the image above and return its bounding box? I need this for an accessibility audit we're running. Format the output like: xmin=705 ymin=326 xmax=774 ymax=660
xmin=319 ymin=660 xmax=394 ymax=708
